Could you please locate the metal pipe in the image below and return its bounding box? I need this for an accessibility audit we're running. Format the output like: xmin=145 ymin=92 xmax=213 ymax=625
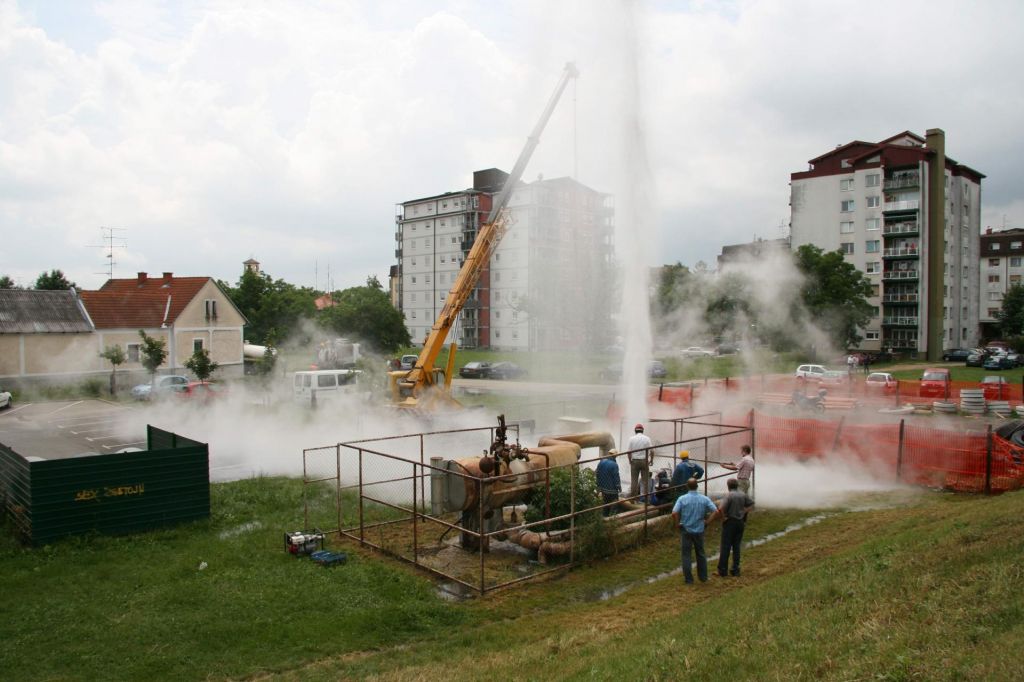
xmin=430 ymin=456 xmax=444 ymax=515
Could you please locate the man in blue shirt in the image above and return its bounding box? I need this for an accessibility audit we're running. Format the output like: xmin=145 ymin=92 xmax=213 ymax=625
xmin=669 ymin=450 xmax=704 ymax=502
xmin=595 ymin=450 xmax=622 ymax=517
xmin=671 ymin=478 xmax=720 ymax=584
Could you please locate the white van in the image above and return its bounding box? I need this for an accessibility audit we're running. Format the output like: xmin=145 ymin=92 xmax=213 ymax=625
xmin=292 ymin=370 xmax=363 ymax=407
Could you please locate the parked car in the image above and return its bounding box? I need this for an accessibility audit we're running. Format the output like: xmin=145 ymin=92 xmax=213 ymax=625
xmin=821 ymin=370 xmax=849 ymax=387
xmin=981 ymin=375 xmax=1010 ymax=400
xmin=172 ymin=381 xmax=228 ymax=402
xmin=131 ymin=375 xmax=189 ymax=401
xmin=715 ymin=342 xmax=738 ymax=355
xmin=1007 ymin=353 xmax=1022 ymax=368
xmin=599 ymin=361 xmax=668 ymax=381
xmin=984 ymin=355 xmax=1014 ymax=370
xmin=0 ymin=386 xmax=11 ymax=409
xmin=919 ymin=368 xmax=951 ymax=398
xmin=865 ymin=372 xmax=897 ymax=394
xmin=942 ymin=348 xmax=972 ymax=362
xmin=648 ymin=360 xmax=668 ymax=378
xmin=966 ymin=352 xmax=987 ymax=367
xmin=488 ymin=361 xmax=525 ymax=380
xmin=399 ymin=354 xmax=419 ymax=370
xmin=795 ymin=364 xmax=827 ymax=381
xmin=459 ymin=361 xmax=491 ymax=379
xmin=680 ymin=346 xmax=716 ymax=358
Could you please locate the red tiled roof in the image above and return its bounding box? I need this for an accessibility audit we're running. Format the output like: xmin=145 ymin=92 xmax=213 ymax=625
xmin=80 ymin=274 xmax=211 ymax=329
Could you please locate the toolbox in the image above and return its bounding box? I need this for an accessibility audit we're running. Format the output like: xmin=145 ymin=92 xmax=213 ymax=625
xmin=310 ymin=550 xmax=347 ymax=567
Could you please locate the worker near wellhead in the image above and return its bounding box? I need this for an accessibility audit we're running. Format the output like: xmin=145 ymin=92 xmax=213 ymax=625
xmin=670 ymin=450 xmax=704 ymax=501
xmin=627 ymin=423 xmax=654 ymax=498
xmin=717 ymin=477 xmax=755 ymax=578
xmin=595 ymin=449 xmax=622 ymax=517
xmin=722 ymin=445 xmax=755 ymax=494
xmin=671 ymin=478 xmax=721 ymax=584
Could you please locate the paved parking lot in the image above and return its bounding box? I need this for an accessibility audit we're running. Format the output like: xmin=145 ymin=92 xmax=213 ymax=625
xmin=0 ymin=400 xmax=146 ymax=460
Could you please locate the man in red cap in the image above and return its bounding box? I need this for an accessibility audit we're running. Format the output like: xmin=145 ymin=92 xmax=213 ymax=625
xmin=627 ymin=423 xmax=653 ymax=499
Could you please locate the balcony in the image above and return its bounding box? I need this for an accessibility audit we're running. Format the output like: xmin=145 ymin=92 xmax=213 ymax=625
xmin=882 ymin=270 xmax=919 ymax=281
xmin=882 ymin=245 xmax=920 ymax=259
xmin=887 ymin=337 xmax=919 ymax=349
xmin=884 ymin=199 xmax=920 ymax=213
xmin=882 ymin=292 xmax=919 ymax=303
xmin=883 ymin=173 xmax=920 ymax=190
xmin=883 ymin=222 xmax=919 ymax=237
xmin=394 ymin=248 xmax=402 ymax=258
xmin=882 ymin=316 xmax=920 ymax=327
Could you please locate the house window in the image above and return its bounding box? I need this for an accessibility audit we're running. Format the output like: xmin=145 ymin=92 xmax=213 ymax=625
xmin=988 ymin=292 xmax=1003 ymax=301
xmin=865 ymin=218 xmax=880 ymax=231
xmin=412 ymin=311 xmax=417 ymax=319
xmin=840 ymin=243 xmax=854 ymax=255
xmin=1013 ymin=242 xmax=1023 ymax=250
xmin=865 ymin=262 xmax=880 ymax=274
xmin=993 ymin=244 xmax=1001 ymax=251
xmin=989 ymin=274 xmax=1001 ymax=283
xmin=865 ymin=330 xmax=880 ymax=340
xmin=411 ymin=293 xmax=416 ymax=302
xmin=840 ymin=179 xmax=854 ymax=191
xmin=871 ymin=306 xmax=879 ymax=317
xmin=193 ymin=338 xmax=204 ymax=353
xmin=1012 ymin=258 xmax=1022 ymax=267
xmin=495 ymin=310 xmax=501 ymax=319
xmin=990 ymin=258 xmax=1001 ymax=266
xmin=989 ymin=308 xmax=1000 ymax=317
xmin=1012 ymin=275 xmax=1022 ymax=284
xmin=866 ymin=173 xmax=880 ymax=187
xmin=866 ymin=240 xmax=880 ymax=253
xmin=841 ymin=200 xmax=855 ymax=212
xmin=866 ymin=196 xmax=880 ymax=208
xmin=840 ymin=221 xmax=854 ymax=234
xmin=127 ymin=343 xmax=140 ymax=363
xmin=425 ymin=275 xmax=430 ymax=283
xmin=204 ymin=299 xmax=217 ymax=321
xmin=411 ymin=276 xmax=417 ymax=284
xmin=495 ymin=271 xmax=501 ymax=282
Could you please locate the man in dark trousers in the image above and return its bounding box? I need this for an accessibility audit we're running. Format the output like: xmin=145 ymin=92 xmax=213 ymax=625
xmin=595 ymin=449 xmax=622 ymax=516
xmin=669 ymin=450 xmax=704 ymax=502
xmin=671 ymin=478 xmax=720 ymax=584
xmin=717 ymin=477 xmax=755 ymax=577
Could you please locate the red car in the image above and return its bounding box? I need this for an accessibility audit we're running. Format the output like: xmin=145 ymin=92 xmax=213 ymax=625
xmin=172 ymin=382 xmax=228 ymax=402
xmin=981 ymin=376 xmax=1010 ymax=400
xmin=919 ymin=368 xmax=951 ymax=399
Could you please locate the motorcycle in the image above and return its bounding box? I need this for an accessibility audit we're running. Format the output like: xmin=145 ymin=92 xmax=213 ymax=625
xmin=791 ymin=388 xmax=827 ymax=413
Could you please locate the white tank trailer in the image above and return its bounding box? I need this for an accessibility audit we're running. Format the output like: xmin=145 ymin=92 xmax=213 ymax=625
xmin=429 ymin=416 xmax=617 ymax=551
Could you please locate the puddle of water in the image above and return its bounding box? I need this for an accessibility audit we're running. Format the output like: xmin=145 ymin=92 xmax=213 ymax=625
xmin=596 ymin=513 xmax=832 ymax=601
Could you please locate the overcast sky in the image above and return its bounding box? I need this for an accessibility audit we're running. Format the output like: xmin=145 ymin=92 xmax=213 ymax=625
xmin=2 ymin=0 xmax=1023 ymax=291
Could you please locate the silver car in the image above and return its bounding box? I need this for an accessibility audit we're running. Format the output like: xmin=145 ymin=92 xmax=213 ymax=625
xmin=131 ymin=375 xmax=189 ymax=400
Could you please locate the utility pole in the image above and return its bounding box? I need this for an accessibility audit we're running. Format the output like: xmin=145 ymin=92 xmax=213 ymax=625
xmin=88 ymin=227 xmax=127 ymax=281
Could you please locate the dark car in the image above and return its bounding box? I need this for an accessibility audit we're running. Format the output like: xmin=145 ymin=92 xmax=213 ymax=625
xmin=599 ymin=361 xmax=667 ymax=381
xmin=649 ymin=360 xmax=667 ymax=378
xmin=488 ymin=361 xmax=525 ymax=380
xmin=459 ymin=361 xmax=491 ymax=379
xmin=1007 ymin=353 xmax=1022 ymax=368
xmin=984 ymin=355 xmax=1014 ymax=370
xmin=942 ymin=348 xmax=972 ymax=362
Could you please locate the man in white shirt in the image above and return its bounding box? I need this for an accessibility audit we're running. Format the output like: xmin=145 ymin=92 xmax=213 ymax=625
xmin=723 ymin=444 xmax=755 ymax=494
xmin=627 ymin=423 xmax=653 ymax=498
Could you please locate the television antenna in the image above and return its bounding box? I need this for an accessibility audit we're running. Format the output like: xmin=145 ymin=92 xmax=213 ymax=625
xmin=88 ymin=227 xmax=127 ymax=280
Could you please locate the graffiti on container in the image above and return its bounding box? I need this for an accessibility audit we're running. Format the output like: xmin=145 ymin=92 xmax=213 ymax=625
xmin=74 ymin=484 xmax=145 ymax=502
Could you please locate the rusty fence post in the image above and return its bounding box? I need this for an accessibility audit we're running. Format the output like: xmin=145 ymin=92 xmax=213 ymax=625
xmin=358 ymin=448 xmax=365 ymax=543
xmin=895 ymin=380 xmax=900 ymax=408
xmin=831 ymin=416 xmax=846 ymax=456
xmin=412 ymin=462 xmax=418 ymax=566
xmin=570 ymin=465 xmax=577 ymax=564
xmin=985 ymin=424 xmax=993 ymax=496
xmin=896 ymin=419 xmax=905 ymax=481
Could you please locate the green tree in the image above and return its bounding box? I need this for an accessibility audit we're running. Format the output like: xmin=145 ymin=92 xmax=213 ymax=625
xmin=997 ymin=283 xmax=1024 ymax=337
xmin=0 ymin=275 xmax=17 ymax=289
xmin=98 ymin=345 xmax=126 ymax=396
xmin=318 ymin=276 xmax=411 ymax=352
xmin=184 ymin=348 xmax=219 ymax=383
xmin=138 ymin=330 xmax=168 ymax=384
xmin=220 ymin=269 xmax=318 ymax=345
xmin=794 ymin=244 xmax=874 ymax=349
xmin=34 ymin=269 xmax=77 ymax=290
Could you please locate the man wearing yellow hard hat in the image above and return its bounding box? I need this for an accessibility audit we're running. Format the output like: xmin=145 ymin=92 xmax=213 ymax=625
xmin=669 ymin=450 xmax=704 ymax=502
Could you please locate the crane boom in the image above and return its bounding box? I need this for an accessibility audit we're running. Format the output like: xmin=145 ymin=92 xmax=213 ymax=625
xmin=391 ymin=62 xmax=579 ymax=409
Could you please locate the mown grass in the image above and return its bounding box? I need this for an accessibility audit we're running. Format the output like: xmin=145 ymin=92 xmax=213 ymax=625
xmin=889 ymin=364 xmax=1024 ymax=383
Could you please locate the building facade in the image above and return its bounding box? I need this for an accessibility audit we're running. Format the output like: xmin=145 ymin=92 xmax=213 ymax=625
xmin=717 ymin=237 xmax=791 ymax=269
xmin=790 ymin=130 xmax=984 ymax=359
xmin=395 ymin=169 xmax=614 ymax=351
xmin=979 ymin=227 xmax=1024 ymax=339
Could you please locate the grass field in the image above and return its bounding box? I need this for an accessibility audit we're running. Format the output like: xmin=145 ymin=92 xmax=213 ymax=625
xmin=3 ymin=476 xmax=1024 ymax=680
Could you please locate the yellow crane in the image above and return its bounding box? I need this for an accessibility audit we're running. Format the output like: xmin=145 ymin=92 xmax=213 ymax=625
xmin=389 ymin=62 xmax=580 ymax=410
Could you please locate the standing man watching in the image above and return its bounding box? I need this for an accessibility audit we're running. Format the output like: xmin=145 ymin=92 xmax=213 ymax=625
xmin=627 ymin=423 xmax=653 ymax=499
xmin=717 ymin=478 xmax=755 ymax=577
xmin=723 ymin=445 xmax=755 ymax=494
xmin=671 ymin=450 xmax=704 ymax=499
xmin=595 ymin=449 xmax=622 ymax=517
xmin=671 ymin=479 xmax=720 ymax=584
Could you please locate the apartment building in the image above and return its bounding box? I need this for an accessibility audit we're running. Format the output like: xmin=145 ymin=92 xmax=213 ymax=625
xmin=790 ymin=130 xmax=984 ymax=359
xmin=979 ymin=227 xmax=1024 ymax=339
xmin=395 ymin=169 xmax=614 ymax=351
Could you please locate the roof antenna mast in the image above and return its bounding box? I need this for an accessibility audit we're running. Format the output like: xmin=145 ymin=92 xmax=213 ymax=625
xmin=88 ymin=227 xmax=128 ymax=281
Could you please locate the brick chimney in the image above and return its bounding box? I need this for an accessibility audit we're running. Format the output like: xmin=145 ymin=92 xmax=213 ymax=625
xmin=137 ymin=272 xmax=148 ymax=284
xmin=162 ymin=272 xmax=173 ymax=285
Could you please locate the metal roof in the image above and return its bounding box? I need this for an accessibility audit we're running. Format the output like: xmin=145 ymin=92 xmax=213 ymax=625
xmin=0 ymin=289 xmax=95 ymax=334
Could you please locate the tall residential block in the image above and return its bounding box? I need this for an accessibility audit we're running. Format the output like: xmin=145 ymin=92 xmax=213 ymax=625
xmin=979 ymin=227 xmax=1024 ymax=339
xmin=395 ymin=169 xmax=614 ymax=351
xmin=790 ymin=130 xmax=984 ymax=359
